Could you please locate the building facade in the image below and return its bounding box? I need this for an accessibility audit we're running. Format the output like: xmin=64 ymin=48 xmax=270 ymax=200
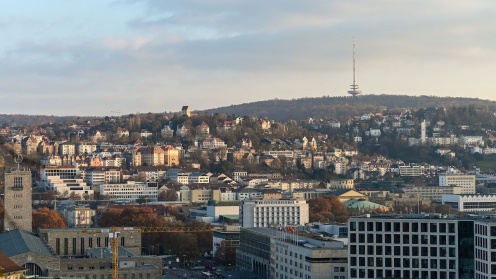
xmin=439 ymin=174 xmax=476 ymax=194
xmin=3 ymin=169 xmax=32 ymax=232
xmin=401 ymin=185 xmax=462 ymax=202
xmin=239 ymin=199 xmax=309 ymax=228
xmin=272 ymin=232 xmax=348 ymax=279
xmin=99 ymin=181 xmax=158 ymax=201
xmin=348 ymin=214 xmax=474 ymax=279
xmin=442 ymin=194 xmax=496 ymax=212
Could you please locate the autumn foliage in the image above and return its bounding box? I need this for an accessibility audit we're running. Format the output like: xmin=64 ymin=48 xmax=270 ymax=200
xmin=97 ymin=206 xmax=213 ymax=259
xmin=214 ymin=240 xmax=237 ymax=266
xmin=32 ymin=207 xmax=66 ymax=232
xmin=308 ymin=196 xmax=349 ymax=223
xmin=98 ymin=207 xmax=165 ymax=227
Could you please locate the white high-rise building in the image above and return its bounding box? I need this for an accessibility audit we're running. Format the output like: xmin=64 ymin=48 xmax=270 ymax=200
xmin=239 ymin=199 xmax=309 ymax=228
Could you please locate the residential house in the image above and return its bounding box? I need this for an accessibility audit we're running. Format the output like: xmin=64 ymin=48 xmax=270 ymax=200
xmin=202 ymin=137 xmax=228 ymax=149
xmin=58 ymin=143 xmax=76 ymax=156
xmin=161 ymin=125 xmax=174 ymax=138
xmin=140 ymin=129 xmax=153 ymax=138
xmin=176 ymin=124 xmax=190 ymax=137
xmin=259 ymin=118 xmax=271 ymax=130
xmin=198 ymin=121 xmax=210 ymax=135
xmin=217 ymin=121 xmax=236 ymax=132
xmin=116 ymin=128 xmax=130 ymax=138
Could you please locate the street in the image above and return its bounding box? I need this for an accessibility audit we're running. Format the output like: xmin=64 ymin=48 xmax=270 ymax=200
xmin=162 ymin=267 xmax=205 ymax=279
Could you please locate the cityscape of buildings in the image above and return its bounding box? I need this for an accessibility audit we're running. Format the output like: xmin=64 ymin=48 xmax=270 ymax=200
xmin=1 ymin=104 xmax=496 ymax=279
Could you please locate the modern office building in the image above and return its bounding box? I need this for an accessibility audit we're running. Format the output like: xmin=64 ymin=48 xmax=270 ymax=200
xmin=237 ymin=227 xmax=348 ymax=279
xmin=213 ymin=225 xmax=241 ymax=256
xmin=239 ymin=199 xmax=309 ymax=228
xmin=401 ymin=185 xmax=462 ymax=202
xmin=442 ymin=194 xmax=496 ymax=212
xmin=272 ymin=231 xmax=348 ymax=279
xmin=399 ymin=165 xmax=426 ymax=177
xmin=439 ymin=174 xmax=476 ymax=194
xmin=237 ymin=227 xmax=274 ymax=279
xmin=474 ymin=218 xmax=496 ymax=279
xmin=99 ymin=181 xmax=158 ymax=201
xmin=348 ymin=214 xmax=474 ymax=279
xmin=40 ymin=165 xmax=79 ymax=180
xmin=44 ymin=176 xmax=94 ymax=197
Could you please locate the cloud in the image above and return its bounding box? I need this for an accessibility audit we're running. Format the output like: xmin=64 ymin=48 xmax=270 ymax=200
xmin=1 ymin=0 xmax=496 ymax=115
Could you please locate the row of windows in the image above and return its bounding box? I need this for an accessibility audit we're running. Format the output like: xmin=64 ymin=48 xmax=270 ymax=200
xmin=464 ymin=202 xmax=496 ymax=209
xmin=55 ymin=273 xmax=152 ymax=279
xmin=350 ymin=221 xmax=456 ymax=233
xmin=350 ymin=256 xmax=456 ymax=269
xmin=55 ymin=237 xmax=125 ymax=255
xmin=350 ymin=268 xmax=456 ymax=279
xmin=255 ymin=208 xmax=299 ymax=212
xmin=350 ymin=245 xmax=456 ymax=257
xmin=350 ymin=233 xmax=457 ymax=245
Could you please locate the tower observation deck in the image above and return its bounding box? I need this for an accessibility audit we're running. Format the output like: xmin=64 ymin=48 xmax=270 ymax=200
xmin=348 ymin=37 xmax=361 ymax=97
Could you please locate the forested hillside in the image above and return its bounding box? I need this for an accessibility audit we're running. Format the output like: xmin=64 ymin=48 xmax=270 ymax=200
xmin=1 ymin=95 xmax=496 ymax=125
xmin=206 ymin=95 xmax=496 ymax=121
xmin=0 ymin=115 xmax=80 ymax=125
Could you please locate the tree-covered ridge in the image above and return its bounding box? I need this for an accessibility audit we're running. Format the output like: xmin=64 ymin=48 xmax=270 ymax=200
xmin=206 ymin=95 xmax=496 ymax=121
xmin=0 ymin=114 xmax=80 ymax=125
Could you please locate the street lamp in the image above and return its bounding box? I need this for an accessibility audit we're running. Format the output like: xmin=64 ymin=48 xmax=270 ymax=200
xmin=183 ymin=255 xmax=186 ymax=268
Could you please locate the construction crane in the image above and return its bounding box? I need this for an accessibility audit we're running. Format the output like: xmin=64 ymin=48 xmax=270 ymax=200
xmin=110 ymin=229 xmax=120 ymax=279
xmin=110 ymin=226 xmax=214 ymax=279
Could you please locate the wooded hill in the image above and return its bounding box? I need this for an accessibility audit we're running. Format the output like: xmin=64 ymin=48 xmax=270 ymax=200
xmin=1 ymin=95 xmax=496 ymax=125
xmin=206 ymin=95 xmax=496 ymax=121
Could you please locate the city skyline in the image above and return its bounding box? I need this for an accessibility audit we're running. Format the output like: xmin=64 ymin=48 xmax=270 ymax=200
xmin=1 ymin=0 xmax=496 ymax=116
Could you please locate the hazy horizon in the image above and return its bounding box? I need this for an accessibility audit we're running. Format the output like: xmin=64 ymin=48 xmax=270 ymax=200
xmin=2 ymin=1 xmax=496 ymax=116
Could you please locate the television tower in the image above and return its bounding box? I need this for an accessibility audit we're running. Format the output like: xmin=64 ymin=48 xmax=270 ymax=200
xmin=348 ymin=37 xmax=362 ymax=97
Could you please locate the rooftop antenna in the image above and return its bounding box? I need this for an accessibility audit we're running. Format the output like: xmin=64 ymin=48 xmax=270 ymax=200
xmin=348 ymin=37 xmax=362 ymax=97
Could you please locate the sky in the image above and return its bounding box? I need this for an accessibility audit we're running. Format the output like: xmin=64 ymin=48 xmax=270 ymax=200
xmin=1 ymin=0 xmax=496 ymax=116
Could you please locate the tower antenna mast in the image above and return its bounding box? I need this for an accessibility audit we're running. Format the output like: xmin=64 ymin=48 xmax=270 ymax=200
xmin=348 ymin=37 xmax=362 ymax=97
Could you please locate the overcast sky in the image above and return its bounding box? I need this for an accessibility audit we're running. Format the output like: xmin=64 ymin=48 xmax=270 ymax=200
xmin=1 ymin=0 xmax=495 ymax=116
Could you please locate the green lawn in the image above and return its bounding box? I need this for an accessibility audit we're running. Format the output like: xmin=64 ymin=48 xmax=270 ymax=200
xmin=476 ymin=160 xmax=496 ymax=169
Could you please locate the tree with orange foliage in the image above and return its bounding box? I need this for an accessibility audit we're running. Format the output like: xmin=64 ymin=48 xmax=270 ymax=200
xmin=98 ymin=207 xmax=165 ymax=227
xmin=308 ymin=196 xmax=349 ymax=223
xmin=32 ymin=207 xmax=66 ymax=232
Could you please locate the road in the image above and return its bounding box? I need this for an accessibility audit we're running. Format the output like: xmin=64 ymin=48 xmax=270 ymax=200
xmin=162 ymin=268 xmax=205 ymax=279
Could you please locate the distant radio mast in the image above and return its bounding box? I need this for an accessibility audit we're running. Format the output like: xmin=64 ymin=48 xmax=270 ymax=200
xmin=348 ymin=37 xmax=362 ymax=97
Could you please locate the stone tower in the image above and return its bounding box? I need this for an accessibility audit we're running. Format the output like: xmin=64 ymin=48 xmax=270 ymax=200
xmin=3 ymin=168 xmax=32 ymax=232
